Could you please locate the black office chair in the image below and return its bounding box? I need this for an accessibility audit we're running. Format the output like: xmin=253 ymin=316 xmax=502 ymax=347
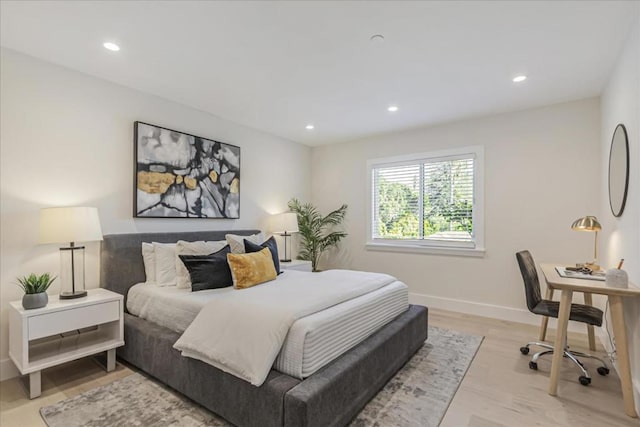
xmin=516 ymin=250 xmax=610 ymax=385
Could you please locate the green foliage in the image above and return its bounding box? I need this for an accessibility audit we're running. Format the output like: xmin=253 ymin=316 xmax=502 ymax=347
xmin=376 ymin=180 xmax=419 ymax=238
xmin=15 ymin=273 xmax=56 ymax=294
xmin=388 ymin=213 xmax=419 ymax=238
xmin=288 ymin=198 xmax=348 ymax=272
xmin=376 ymin=159 xmax=473 ymax=239
xmin=423 ymin=160 xmax=473 ymax=234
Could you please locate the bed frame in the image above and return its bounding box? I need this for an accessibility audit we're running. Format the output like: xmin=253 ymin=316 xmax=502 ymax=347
xmin=101 ymin=230 xmax=428 ymax=427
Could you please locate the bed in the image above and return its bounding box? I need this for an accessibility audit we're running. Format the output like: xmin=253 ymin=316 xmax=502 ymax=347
xmin=101 ymin=230 xmax=428 ymax=427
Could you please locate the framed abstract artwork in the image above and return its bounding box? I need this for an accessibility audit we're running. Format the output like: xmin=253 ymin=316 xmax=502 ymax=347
xmin=134 ymin=121 xmax=240 ymax=218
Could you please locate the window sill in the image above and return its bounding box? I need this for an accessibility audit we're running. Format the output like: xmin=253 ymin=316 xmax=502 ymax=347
xmin=365 ymin=242 xmax=486 ymax=258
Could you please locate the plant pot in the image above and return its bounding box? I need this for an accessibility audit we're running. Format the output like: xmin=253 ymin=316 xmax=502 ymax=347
xmin=22 ymin=292 xmax=48 ymax=310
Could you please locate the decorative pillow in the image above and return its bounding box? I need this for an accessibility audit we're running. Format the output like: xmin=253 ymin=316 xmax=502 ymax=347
xmin=226 ymin=232 xmax=265 ymax=254
xmin=227 ymin=248 xmax=277 ymax=289
xmin=153 ymin=242 xmax=177 ymax=286
xmin=179 ymin=246 xmax=232 ymax=291
xmin=244 ymin=236 xmax=281 ymax=274
xmin=142 ymin=242 xmax=156 ymax=283
xmin=175 ymin=240 xmax=228 ymax=289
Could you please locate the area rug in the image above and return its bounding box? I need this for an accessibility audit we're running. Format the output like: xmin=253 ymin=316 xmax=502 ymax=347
xmin=40 ymin=326 xmax=483 ymax=427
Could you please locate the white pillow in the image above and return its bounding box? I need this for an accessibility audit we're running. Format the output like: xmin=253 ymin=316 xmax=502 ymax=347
xmin=153 ymin=242 xmax=177 ymax=286
xmin=142 ymin=243 xmax=156 ymax=283
xmin=175 ymin=240 xmax=228 ymax=289
xmin=225 ymin=232 xmax=265 ymax=254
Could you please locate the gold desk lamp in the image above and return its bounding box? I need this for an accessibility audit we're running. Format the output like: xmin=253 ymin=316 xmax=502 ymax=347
xmin=571 ymin=216 xmax=601 ymax=270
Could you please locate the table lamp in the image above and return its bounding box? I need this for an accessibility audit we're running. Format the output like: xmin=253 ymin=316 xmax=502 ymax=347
xmin=271 ymin=212 xmax=299 ymax=262
xmin=571 ymin=215 xmax=601 ymax=271
xmin=39 ymin=207 xmax=103 ymax=299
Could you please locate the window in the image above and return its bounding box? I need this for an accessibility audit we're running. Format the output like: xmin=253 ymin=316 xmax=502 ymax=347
xmin=367 ymin=146 xmax=484 ymax=256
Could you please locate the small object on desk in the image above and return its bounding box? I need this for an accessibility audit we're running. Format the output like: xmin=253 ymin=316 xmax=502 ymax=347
xmin=556 ymin=266 xmax=605 ymax=281
xmin=566 ymin=266 xmax=592 ymax=274
xmin=617 ymin=258 xmax=625 ymax=269
xmin=606 ymin=268 xmax=628 ymax=288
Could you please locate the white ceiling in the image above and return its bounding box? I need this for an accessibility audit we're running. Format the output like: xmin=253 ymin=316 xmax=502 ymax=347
xmin=1 ymin=1 xmax=638 ymax=146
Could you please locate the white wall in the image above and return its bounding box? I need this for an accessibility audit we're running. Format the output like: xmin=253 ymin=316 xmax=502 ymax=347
xmin=311 ymin=98 xmax=602 ymax=319
xmin=0 ymin=48 xmax=311 ymax=380
xmin=600 ymin=14 xmax=640 ymax=410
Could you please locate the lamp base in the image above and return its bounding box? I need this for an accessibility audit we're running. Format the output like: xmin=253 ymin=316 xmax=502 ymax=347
xmin=280 ymin=258 xmax=292 ymax=263
xmin=60 ymin=290 xmax=88 ymax=300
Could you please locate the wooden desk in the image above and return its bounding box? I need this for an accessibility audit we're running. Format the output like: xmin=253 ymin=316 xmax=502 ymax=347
xmin=540 ymin=264 xmax=640 ymax=418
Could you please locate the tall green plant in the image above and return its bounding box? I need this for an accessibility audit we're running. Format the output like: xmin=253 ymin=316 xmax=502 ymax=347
xmin=288 ymin=198 xmax=348 ymax=272
xmin=15 ymin=273 xmax=56 ymax=294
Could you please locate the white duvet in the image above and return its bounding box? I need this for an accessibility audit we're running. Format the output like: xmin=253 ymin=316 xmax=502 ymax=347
xmin=173 ymin=269 xmax=396 ymax=386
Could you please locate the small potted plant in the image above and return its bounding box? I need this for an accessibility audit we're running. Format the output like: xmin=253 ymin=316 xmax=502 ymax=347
xmin=16 ymin=273 xmax=56 ymax=310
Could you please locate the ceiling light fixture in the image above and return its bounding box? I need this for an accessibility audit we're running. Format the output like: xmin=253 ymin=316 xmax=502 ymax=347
xmin=103 ymin=42 xmax=120 ymax=52
xmin=305 ymin=124 xmax=314 ymax=130
xmin=370 ymin=34 xmax=385 ymax=43
xmin=387 ymin=105 xmax=399 ymax=112
xmin=512 ymin=75 xmax=527 ymax=83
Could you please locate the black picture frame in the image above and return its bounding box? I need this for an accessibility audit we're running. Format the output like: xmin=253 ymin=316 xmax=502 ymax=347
xmin=134 ymin=121 xmax=241 ymax=218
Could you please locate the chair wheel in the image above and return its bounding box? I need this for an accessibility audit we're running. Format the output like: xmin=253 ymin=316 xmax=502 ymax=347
xmin=529 ymin=361 xmax=538 ymax=370
xmin=579 ymin=376 xmax=591 ymax=386
xmin=520 ymin=347 xmax=530 ymax=355
xmin=597 ymin=367 xmax=610 ymax=376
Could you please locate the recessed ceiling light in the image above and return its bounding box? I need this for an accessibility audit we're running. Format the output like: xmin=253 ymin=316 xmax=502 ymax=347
xmin=103 ymin=42 xmax=120 ymax=52
xmin=370 ymin=34 xmax=385 ymax=43
xmin=512 ymin=75 xmax=527 ymax=83
xmin=305 ymin=124 xmax=314 ymax=130
xmin=387 ymin=105 xmax=399 ymax=112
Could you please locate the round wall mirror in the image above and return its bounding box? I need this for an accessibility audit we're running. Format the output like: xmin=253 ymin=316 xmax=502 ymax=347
xmin=608 ymin=124 xmax=629 ymax=217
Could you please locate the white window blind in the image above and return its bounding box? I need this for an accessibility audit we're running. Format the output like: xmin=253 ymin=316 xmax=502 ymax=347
xmin=370 ymin=147 xmax=482 ymax=251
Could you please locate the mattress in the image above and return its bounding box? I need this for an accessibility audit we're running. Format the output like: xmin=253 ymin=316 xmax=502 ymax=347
xmin=126 ymin=270 xmax=409 ymax=379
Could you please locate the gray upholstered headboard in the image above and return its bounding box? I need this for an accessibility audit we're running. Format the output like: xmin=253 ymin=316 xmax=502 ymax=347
xmin=100 ymin=230 xmax=260 ymax=306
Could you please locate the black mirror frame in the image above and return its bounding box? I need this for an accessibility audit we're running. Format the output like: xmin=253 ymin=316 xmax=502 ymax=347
xmin=608 ymin=123 xmax=629 ymax=217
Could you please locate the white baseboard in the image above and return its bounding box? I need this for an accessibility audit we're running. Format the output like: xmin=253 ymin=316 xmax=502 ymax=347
xmin=1 ymin=358 xmax=19 ymax=382
xmin=409 ymin=292 xmax=585 ymax=333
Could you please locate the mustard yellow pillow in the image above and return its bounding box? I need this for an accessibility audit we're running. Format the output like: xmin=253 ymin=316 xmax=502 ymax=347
xmin=227 ymin=247 xmax=277 ymax=289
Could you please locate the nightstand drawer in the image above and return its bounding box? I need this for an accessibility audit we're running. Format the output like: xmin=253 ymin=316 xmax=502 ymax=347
xmin=28 ymin=300 xmax=120 ymax=340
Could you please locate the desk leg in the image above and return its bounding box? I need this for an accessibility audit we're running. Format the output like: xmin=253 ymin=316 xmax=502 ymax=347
xmin=609 ymin=295 xmax=638 ymax=418
xmin=549 ymin=289 xmax=572 ymax=396
xmin=540 ymin=287 xmax=554 ymax=341
xmin=583 ymin=292 xmax=596 ymax=351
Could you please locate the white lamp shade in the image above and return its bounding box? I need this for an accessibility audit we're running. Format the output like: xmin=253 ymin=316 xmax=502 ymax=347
xmin=272 ymin=212 xmax=299 ymax=234
xmin=39 ymin=207 xmax=103 ymax=244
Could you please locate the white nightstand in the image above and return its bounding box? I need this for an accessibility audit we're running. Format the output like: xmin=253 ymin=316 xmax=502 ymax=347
xmin=280 ymin=259 xmax=313 ymax=272
xmin=8 ymin=288 xmax=124 ymax=398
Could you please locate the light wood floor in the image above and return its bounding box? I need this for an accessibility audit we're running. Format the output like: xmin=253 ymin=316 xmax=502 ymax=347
xmin=1 ymin=308 xmax=638 ymax=427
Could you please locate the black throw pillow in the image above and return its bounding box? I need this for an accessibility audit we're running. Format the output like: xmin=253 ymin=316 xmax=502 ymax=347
xmin=179 ymin=245 xmax=232 ymax=291
xmin=244 ymin=236 xmax=281 ymax=274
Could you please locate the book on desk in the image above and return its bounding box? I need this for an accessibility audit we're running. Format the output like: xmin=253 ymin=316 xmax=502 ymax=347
xmin=555 ymin=266 xmax=606 ymax=281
